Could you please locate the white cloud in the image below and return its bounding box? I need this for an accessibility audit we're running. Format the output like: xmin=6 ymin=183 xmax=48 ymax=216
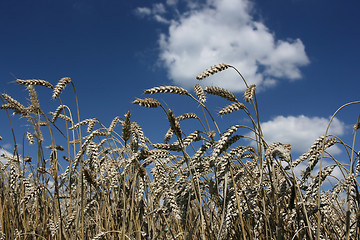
xmin=135 ymin=3 xmax=170 ymax=24
xmin=260 ymin=115 xmax=345 ymax=154
xmin=166 ymin=0 xmax=178 ymax=6
xmin=139 ymin=0 xmax=310 ymax=91
xmin=135 ymin=7 xmax=152 ymax=17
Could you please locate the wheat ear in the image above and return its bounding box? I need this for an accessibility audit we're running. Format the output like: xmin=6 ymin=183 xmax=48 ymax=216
xmin=52 ymin=77 xmax=72 ymax=99
xmin=204 ymin=86 xmax=237 ymax=102
xmin=16 ymin=79 xmax=54 ymax=89
xmin=196 ymin=63 xmax=231 ymax=80
xmin=145 ymin=86 xmax=189 ymax=96
xmin=244 ymin=84 xmax=256 ymax=102
xmin=133 ymin=98 xmax=161 ymax=108
xmin=218 ymin=102 xmax=245 ymax=115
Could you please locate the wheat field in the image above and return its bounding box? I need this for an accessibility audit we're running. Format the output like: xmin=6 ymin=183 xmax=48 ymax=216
xmin=0 ymin=64 xmax=359 ymax=239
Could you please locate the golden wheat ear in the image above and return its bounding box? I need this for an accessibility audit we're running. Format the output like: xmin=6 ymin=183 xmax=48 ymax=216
xmin=218 ymin=102 xmax=245 ymax=115
xmin=53 ymin=77 xmax=72 ymax=99
xmin=204 ymin=86 xmax=237 ymax=102
xmin=196 ymin=63 xmax=231 ymax=80
xmin=244 ymin=84 xmax=256 ymax=102
xmin=16 ymin=79 xmax=54 ymax=89
xmin=144 ymin=86 xmax=189 ymax=95
xmin=133 ymin=98 xmax=161 ymax=108
xmin=193 ymin=84 xmax=206 ymax=103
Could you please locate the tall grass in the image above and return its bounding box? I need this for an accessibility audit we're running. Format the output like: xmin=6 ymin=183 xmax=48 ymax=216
xmin=0 ymin=64 xmax=359 ymax=239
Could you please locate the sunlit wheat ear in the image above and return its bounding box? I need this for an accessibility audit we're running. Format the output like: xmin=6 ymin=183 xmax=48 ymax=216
xmin=1 ymin=93 xmax=27 ymax=114
xmin=51 ymin=105 xmax=66 ymax=122
xmin=211 ymin=125 xmax=240 ymax=162
xmin=26 ymin=132 xmax=34 ymax=145
xmin=69 ymin=118 xmax=97 ymax=130
xmin=164 ymin=128 xmax=173 ymax=143
xmin=244 ymin=84 xmax=256 ymax=102
xmin=107 ymin=116 xmax=120 ymax=133
xmin=87 ymin=118 xmax=98 ymax=133
xmin=204 ymin=86 xmax=238 ymax=102
xmin=305 ymin=165 xmax=336 ymax=199
xmin=286 ymin=136 xmax=326 ymax=170
xmin=176 ymin=112 xmax=200 ymax=121
xmin=144 ymin=86 xmax=190 ymax=96
xmin=27 ymin=85 xmax=40 ymax=111
xmin=173 ymin=130 xmax=201 ymax=149
xmin=131 ymin=121 xmax=147 ymax=148
xmin=167 ymin=109 xmax=182 ymax=138
xmin=16 ymin=79 xmax=54 ymax=89
xmin=152 ymin=143 xmax=181 ymax=151
xmin=218 ymin=102 xmax=245 ymax=115
xmin=196 ymin=63 xmax=231 ymax=80
xmin=52 ymin=77 xmax=72 ymax=99
xmin=265 ymin=142 xmax=292 ymax=164
xmin=301 ymin=137 xmax=337 ymax=181
xmin=194 ymin=84 xmax=206 ymax=103
xmin=332 ymin=174 xmax=356 ymax=201
xmin=133 ymin=98 xmax=161 ymax=108
xmin=122 ymin=111 xmax=131 ymax=143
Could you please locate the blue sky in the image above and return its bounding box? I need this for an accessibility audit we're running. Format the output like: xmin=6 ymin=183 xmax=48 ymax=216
xmin=1 ymin=0 xmax=360 ymax=174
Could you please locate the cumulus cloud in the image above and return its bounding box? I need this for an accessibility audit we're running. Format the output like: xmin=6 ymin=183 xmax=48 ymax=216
xmin=260 ymin=115 xmax=346 ymax=154
xmin=136 ymin=0 xmax=310 ymax=91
